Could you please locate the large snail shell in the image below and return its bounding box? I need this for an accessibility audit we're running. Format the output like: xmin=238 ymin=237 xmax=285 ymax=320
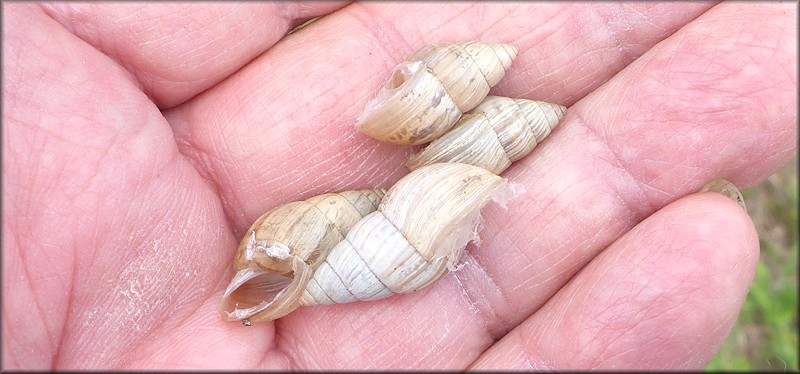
xmin=405 ymin=96 xmax=567 ymax=174
xmin=220 ymin=189 xmax=386 ymax=322
xmin=299 ymin=163 xmax=505 ymax=306
xmin=356 ymin=42 xmax=518 ymax=146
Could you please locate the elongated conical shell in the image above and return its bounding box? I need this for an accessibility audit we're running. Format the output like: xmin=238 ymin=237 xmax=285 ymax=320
xmin=406 ymin=96 xmax=567 ymax=174
xmin=220 ymin=189 xmax=386 ymax=323
xmin=357 ymin=42 xmax=518 ymax=146
xmin=299 ymin=163 xmax=505 ymax=306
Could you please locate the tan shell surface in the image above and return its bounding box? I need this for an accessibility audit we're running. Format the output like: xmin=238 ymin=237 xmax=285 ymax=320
xmin=406 ymin=96 xmax=567 ymax=174
xmin=356 ymin=61 xmax=462 ymax=145
xmin=356 ymin=42 xmax=518 ymax=146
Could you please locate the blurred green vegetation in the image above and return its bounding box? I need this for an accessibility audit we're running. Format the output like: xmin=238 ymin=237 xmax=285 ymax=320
xmin=707 ymin=157 xmax=798 ymax=371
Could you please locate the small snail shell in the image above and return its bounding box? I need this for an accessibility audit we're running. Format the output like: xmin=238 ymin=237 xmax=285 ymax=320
xmin=357 ymin=42 xmax=519 ymax=146
xmin=405 ymin=96 xmax=567 ymax=174
xmin=300 ymin=163 xmax=505 ymax=306
xmin=699 ymin=178 xmax=746 ymax=210
xmin=220 ymin=189 xmax=386 ymax=322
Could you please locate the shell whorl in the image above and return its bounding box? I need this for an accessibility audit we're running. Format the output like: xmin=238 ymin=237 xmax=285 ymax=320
xmin=406 ymin=42 xmax=518 ymax=110
xmin=220 ymin=189 xmax=386 ymax=322
xmin=405 ymin=96 xmax=567 ymax=174
xmin=299 ymin=163 xmax=505 ymax=306
xmin=357 ymin=42 xmax=518 ymax=146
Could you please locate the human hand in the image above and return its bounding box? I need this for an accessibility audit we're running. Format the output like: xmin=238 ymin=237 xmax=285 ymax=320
xmin=3 ymin=2 xmax=796 ymax=370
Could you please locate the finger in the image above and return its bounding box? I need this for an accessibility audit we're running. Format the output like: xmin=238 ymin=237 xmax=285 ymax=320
xmin=165 ymin=1 xmax=713 ymax=236
xmin=2 ymin=4 xmax=236 ymax=369
xmin=470 ymin=192 xmax=759 ymax=370
xmin=40 ymin=2 xmax=350 ymax=108
xmin=269 ymin=2 xmax=795 ymax=370
xmin=462 ymin=0 xmax=796 ymax=336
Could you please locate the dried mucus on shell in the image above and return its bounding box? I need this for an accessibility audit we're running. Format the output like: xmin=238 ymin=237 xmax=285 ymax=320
xmin=357 ymin=42 xmax=519 ymax=146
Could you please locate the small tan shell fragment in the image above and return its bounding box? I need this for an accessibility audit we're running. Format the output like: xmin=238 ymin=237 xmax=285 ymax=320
xmin=299 ymin=163 xmax=505 ymax=306
xmin=406 ymin=96 xmax=567 ymax=174
xmin=220 ymin=189 xmax=386 ymax=323
xmin=699 ymin=178 xmax=746 ymax=210
xmin=357 ymin=42 xmax=519 ymax=146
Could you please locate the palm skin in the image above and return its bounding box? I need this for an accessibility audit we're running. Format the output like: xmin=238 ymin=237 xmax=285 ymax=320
xmin=2 ymin=2 xmax=796 ymax=370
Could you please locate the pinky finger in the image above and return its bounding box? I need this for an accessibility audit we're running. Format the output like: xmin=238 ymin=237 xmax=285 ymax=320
xmin=470 ymin=191 xmax=759 ymax=370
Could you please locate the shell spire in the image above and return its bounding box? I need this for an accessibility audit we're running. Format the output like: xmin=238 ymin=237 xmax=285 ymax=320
xmin=357 ymin=42 xmax=519 ymax=146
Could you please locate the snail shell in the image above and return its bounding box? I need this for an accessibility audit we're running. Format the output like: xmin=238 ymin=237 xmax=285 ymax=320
xmin=220 ymin=189 xmax=386 ymax=322
xmin=300 ymin=162 xmax=505 ymax=306
xmin=699 ymin=178 xmax=746 ymax=210
xmin=357 ymin=42 xmax=519 ymax=146
xmin=405 ymin=96 xmax=567 ymax=174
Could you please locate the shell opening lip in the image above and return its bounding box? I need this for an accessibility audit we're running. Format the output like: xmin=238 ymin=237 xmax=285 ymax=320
xmin=387 ymin=60 xmax=421 ymax=90
xmin=357 ymin=61 xmax=425 ymax=125
xmin=220 ymin=268 xmax=293 ymax=321
xmin=222 ymin=289 xmax=287 ymax=322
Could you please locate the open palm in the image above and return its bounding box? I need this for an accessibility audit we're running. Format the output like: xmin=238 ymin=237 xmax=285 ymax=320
xmin=3 ymin=2 xmax=796 ymax=370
